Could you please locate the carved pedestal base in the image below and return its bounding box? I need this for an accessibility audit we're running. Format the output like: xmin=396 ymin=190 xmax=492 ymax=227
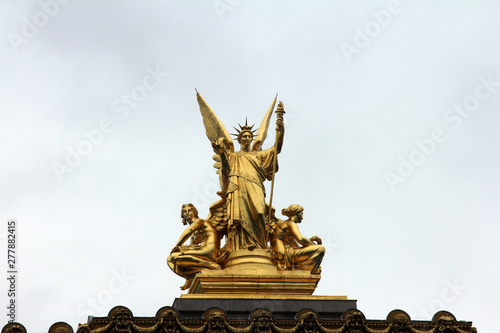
xmin=188 ymin=270 xmax=321 ymax=295
xmin=187 ymin=249 xmax=321 ymax=295
xmin=177 ymin=249 xmax=352 ymax=320
xmin=173 ymin=295 xmax=353 ymax=320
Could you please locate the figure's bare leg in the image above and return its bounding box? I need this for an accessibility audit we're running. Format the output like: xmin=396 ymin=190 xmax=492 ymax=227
xmin=175 ymin=255 xmax=221 ymax=271
xmin=169 ymin=253 xmax=221 ymax=289
xmin=291 ymin=245 xmax=325 ymax=274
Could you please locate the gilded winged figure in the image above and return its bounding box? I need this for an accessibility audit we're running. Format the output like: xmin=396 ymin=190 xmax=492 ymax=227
xmin=196 ymin=92 xmax=284 ymax=251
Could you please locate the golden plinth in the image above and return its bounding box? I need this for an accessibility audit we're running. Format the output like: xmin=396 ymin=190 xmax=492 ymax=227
xmin=187 ymin=249 xmax=321 ymax=295
xmin=221 ymin=248 xmax=277 ymax=271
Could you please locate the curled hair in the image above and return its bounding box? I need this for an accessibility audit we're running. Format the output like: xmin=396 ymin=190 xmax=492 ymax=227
xmin=281 ymin=204 xmax=304 ymax=218
xmin=181 ymin=203 xmax=199 ymax=219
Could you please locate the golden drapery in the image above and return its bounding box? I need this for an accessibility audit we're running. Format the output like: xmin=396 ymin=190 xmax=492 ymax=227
xmin=225 ymin=148 xmax=277 ymax=250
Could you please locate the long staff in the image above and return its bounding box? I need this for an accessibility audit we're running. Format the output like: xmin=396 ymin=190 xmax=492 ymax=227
xmin=266 ymin=101 xmax=285 ymax=243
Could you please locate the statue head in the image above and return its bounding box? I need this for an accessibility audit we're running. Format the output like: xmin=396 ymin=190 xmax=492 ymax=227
xmin=181 ymin=203 xmax=199 ymax=225
xmin=49 ymin=323 xmax=73 ymax=333
xmin=252 ymin=310 xmax=272 ymax=333
xmin=111 ymin=308 xmax=133 ymax=333
xmin=299 ymin=311 xmax=320 ymax=333
xmin=159 ymin=310 xmax=179 ymax=333
xmin=207 ymin=310 xmax=226 ymax=333
xmin=233 ymin=121 xmax=256 ymax=149
xmin=3 ymin=323 xmax=27 ymax=333
xmin=436 ymin=315 xmax=455 ymax=333
xmin=344 ymin=311 xmax=366 ymax=333
xmin=282 ymin=204 xmax=304 ymax=222
xmin=391 ymin=314 xmax=411 ymax=333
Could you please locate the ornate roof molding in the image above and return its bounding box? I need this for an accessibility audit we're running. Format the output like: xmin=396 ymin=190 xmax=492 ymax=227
xmin=1 ymin=306 xmax=476 ymax=333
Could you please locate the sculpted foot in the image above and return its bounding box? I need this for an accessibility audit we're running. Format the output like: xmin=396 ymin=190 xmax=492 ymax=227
xmin=180 ymin=279 xmax=193 ymax=290
xmin=208 ymin=262 xmax=222 ymax=270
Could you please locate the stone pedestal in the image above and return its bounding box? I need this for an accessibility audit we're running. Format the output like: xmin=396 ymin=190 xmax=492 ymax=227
xmin=189 ymin=249 xmax=321 ymax=295
xmin=173 ymin=295 xmax=356 ymax=320
xmin=189 ymin=270 xmax=321 ymax=295
xmin=174 ymin=249 xmax=355 ymax=320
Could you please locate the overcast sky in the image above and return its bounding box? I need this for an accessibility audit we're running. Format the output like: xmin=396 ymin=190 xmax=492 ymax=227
xmin=1 ymin=1 xmax=499 ymax=332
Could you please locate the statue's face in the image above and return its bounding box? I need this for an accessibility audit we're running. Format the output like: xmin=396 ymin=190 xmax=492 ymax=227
xmin=239 ymin=132 xmax=253 ymax=148
xmin=5 ymin=324 xmax=24 ymax=333
xmin=255 ymin=314 xmax=271 ymax=333
xmin=161 ymin=312 xmax=178 ymax=333
xmin=346 ymin=316 xmax=364 ymax=333
xmin=297 ymin=211 xmax=303 ymax=222
xmin=182 ymin=206 xmax=195 ymax=223
xmin=302 ymin=315 xmax=318 ymax=333
xmin=209 ymin=315 xmax=224 ymax=333
xmin=113 ymin=312 xmax=131 ymax=332
xmin=393 ymin=318 xmax=410 ymax=333
xmin=438 ymin=319 xmax=454 ymax=333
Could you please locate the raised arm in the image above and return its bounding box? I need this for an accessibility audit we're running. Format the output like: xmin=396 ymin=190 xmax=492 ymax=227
xmin=275 ymin=117 xmax=284 ymax=154
xmin=212 ymin=138 xmax=231 ymax=158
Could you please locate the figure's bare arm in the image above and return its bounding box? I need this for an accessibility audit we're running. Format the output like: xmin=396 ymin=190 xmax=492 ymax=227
xmin=288 ymin=223 xmax=314 ymax=246
xmin=275 ymin=117 xmax=284 ymax=154
xmin=172 ymin=219 xmax=203 ymax=252
xmin=271 ymin=224 xmax=286 ymax=258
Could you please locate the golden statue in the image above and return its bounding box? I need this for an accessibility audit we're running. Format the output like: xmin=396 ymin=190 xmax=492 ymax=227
xmin=270 ymin=204 xmax=325 ymax=274
xmin=167 ymin=203 xmax=221 ymax=290
xmin=166 ymin=93 xmax=326 ymax=294
xmin=199 ymin=92 xmax=284 ymax=250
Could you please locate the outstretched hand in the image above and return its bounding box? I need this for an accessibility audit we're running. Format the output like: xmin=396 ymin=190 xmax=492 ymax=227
xmin=170 ymin=246 xmax=181 ymax=254
xmin=211 ymin=138 xmax=228 ymax=154
xmin=310 ymin=236 xmax=322 ymax=245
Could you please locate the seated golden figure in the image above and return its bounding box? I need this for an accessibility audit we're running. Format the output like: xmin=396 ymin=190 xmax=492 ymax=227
xmin=270 ymin=204 xmax=325 ymax=274
xmin=167 ymin=204 xmax=221 ymax=290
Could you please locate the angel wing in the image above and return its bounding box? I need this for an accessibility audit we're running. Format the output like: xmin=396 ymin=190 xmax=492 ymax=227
xmin=265 ymin=203 xmax=281 ymax=236
xmin=252 ymin=95 xmax=277 ymax=151
xmin=196 ymin=91 xmax=234 ymax=192
xmin=207 ymin=196 xmax=229 ymax=239
xmin=196 ymin=92 xmax=234 ymax=152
